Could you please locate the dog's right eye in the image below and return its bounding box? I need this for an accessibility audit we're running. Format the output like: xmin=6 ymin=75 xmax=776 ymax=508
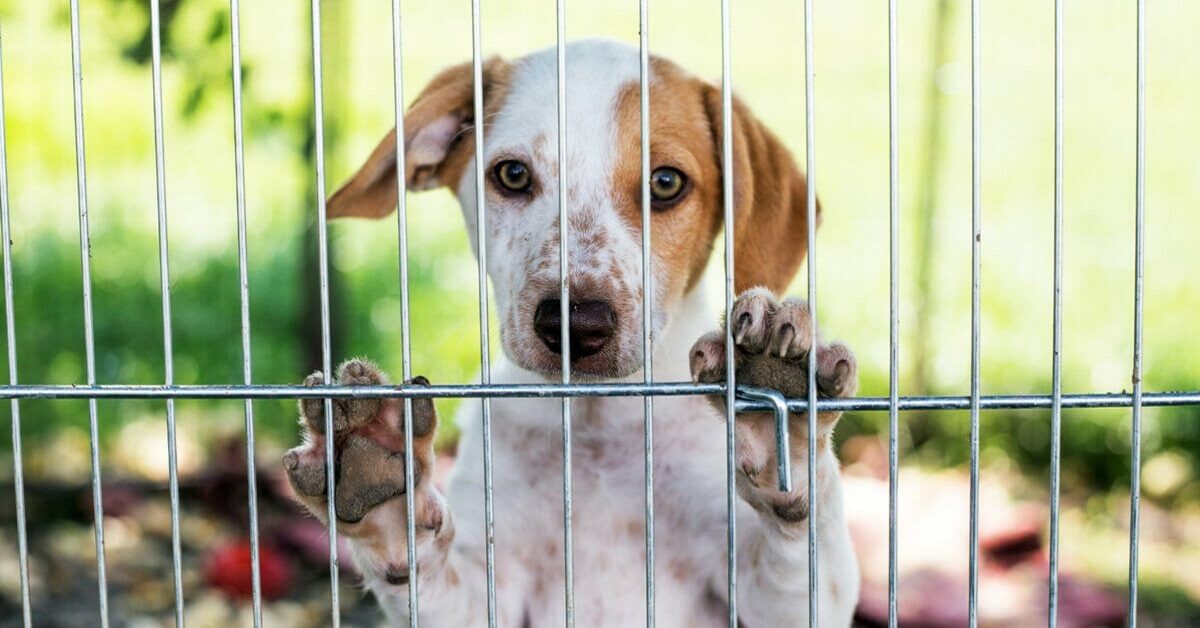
xmin=493 ymin=160 xmax=532 ymax=193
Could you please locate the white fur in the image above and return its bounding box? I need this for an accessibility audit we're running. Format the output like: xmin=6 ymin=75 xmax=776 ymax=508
xmin=351 ymin=40 xmax=857 ymax=627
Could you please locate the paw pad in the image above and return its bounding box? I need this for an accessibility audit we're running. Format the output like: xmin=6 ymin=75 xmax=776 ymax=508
xmin=284 ymin=359 xmax=439 ymax=525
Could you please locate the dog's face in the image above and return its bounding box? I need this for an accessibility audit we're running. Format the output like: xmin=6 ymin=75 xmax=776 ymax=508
xmin=328 ymin=40 xmax=816 ymax=379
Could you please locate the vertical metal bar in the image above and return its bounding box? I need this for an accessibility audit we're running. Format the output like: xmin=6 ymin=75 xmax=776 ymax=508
xmin=68 ymin=3 xmax=110 ymax=624
xmin=468 ymin=2 xmax=499 ymax=625
xmin=387 ymin=0 xmax=423 ymax=624
xmin=637 ymin=1 xmax=655 ymax=624
xmin=0 ymin=24 xmax=31 ymax=627
xmin=886 ymin=0 xmax=900 ymax=624
xmin=553 ymin=3 xmax=575 ymax=625
xmin=1047 ymin=0 xmax=1064 ymax=626
xmin=147 ymin=4 xmax=186 ymax=624
xmin=307 ymin=1 xmax=340 ymax=624
xmin=227 ymin=1 xmax=263 ymax=624
xmin=802 ymin=0 xmax=819 ymax=623
xmin=967 ymin=0 xmax=982 ymax=625
xmin=1128 ymin=0 xmax=1146 ymax=624
xmin=774 ymin=411 xmax=793 ymax=493
xmin=718 ymin=1 xmax=737 ymax=626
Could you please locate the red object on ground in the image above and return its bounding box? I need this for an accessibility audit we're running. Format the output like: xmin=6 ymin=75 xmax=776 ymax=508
xmin=205 ymin=540 xmax=294 ymax=600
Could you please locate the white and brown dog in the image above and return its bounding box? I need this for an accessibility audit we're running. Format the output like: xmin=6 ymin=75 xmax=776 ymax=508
xmin=283 ymin=39 xmax=859 ymax=627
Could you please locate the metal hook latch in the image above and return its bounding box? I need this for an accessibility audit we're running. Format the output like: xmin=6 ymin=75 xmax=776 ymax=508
xmin=735 ymin=386 xmax=793 ymax=492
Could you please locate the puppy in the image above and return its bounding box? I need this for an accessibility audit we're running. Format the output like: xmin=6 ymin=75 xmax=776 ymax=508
xmin=283 ymin=39 xmax=859 ymax=627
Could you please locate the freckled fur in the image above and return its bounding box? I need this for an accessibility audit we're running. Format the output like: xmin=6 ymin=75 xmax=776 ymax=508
xmin=289 ymin=40 xmax=858 ymax=627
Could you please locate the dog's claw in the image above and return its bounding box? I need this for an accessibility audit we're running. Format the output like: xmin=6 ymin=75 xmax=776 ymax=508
xmin=734 ymin=312 xmax=753 ymax=344
xmin=689 ymin=331 xmax=727 ymax=384
xmin=774 ymin=323 xmax=796 ymax=358
xmin=689 ymin=289 xmax=857 ymax=408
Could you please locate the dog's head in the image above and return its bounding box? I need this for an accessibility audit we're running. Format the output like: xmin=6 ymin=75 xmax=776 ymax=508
xmin=328 ymin=40 xmax=816 ymax=379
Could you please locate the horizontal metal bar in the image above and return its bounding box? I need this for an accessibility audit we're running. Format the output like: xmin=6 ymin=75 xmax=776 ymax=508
xmin=0 ymin=384 xmax=1194 ymax=409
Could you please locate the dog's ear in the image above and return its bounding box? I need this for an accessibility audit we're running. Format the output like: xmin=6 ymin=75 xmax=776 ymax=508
xmin=702 ymin=86 xmax=818 ymax=294
xmin=327 ymin=58 xmax=509 ymax=219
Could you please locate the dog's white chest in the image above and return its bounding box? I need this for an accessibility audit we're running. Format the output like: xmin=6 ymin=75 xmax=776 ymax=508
xmin=456 ymin=394 xmax=731 ymax=627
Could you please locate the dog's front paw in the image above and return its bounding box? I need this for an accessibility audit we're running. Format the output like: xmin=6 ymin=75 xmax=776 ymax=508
xmin=283 ymin=359 xmax=442 ymax=534
xmin=691 ymin=287 xmax=857 ymax=401
xmin=689 ymin=288 xmax=857 ymax=521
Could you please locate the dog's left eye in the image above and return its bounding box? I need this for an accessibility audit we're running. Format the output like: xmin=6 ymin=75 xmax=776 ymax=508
xmin=494 ymin=160 xmax=532 ymax=193
xmin=649 ymin=167 xmax=687 ymax=205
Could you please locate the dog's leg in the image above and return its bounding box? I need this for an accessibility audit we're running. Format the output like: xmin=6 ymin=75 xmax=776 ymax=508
xmin=690 ymin=287 xmax=860 ymax=627
xmin=283 ymin=359 xmax=490 ymax=626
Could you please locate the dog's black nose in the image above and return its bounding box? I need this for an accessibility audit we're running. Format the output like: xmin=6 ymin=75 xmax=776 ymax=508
xmin=534 ymin=299 xmax=617 ymax=360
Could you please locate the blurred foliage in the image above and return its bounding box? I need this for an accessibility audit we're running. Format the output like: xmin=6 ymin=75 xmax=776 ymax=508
xmin=0 ymin=0 xmax=1193 ymax=514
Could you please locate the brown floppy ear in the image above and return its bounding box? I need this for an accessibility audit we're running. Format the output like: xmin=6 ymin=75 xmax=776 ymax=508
xmin=702 ymin=86 xmax=818 ymax=294
xmin=327 ymin=58 xmax=509 ymax=219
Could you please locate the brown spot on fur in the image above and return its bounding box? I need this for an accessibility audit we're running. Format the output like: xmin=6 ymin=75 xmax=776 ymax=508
xmin=567 ymin=210 xmax=596 ymax=233
xmin=326 ymin=58 xmax=514 ymax=219
xmin=701 ymin=83 xmax=820 ymax=294
xmin=611 ymin=61 xmax=722 ymax=300
xmin=409 ymin=58 xmax=514 ymax=195
xmin=670 ymin=561 xmax=690 ymax=582
xmin=610 ymin=57 xmax=818 ymax=297
xmin=531 ymin=133 xmax=549 ymax=162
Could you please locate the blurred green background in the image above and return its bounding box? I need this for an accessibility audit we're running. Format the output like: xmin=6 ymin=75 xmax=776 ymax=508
xmin=0 ymin=0 xmax=1196 ymax=625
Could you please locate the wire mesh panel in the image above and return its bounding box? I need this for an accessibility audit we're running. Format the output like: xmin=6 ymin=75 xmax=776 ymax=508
xmin=0 ymin=24 xmax=31 ymax=628
xmin=637 ymin=2 xmax=656 ymax=624
xmin=0 ymin=1 xmax=1194 ymax=627
xmin=147 ymin=3 xmax=187 ymax=622
xmin=66 ymin=2 xmax=112 ymax=623
xmin=387 ymin=0 xmax=424 ymax=623
xmin=306 ymin=1 xmax=342 ymax=624
xmin=227 ymin=0 xmax=265 ymax=623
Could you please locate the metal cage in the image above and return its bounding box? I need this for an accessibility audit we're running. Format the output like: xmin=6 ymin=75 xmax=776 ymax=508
xmin=0 ymin=0 xmax=1194 ymax=627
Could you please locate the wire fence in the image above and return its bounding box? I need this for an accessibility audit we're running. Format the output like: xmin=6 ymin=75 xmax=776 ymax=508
xmin=0 ymin=0 xmax=1195 ymax=627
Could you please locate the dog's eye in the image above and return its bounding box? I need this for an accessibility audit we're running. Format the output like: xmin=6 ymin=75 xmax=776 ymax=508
xmin=649 ymin=167 xmax=687 ymax=205
xmin=494 ymin=160 xmax=532 ymax=193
